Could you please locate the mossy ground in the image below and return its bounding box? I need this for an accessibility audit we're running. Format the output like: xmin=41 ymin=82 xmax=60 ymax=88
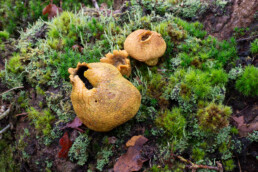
xmin=0 ymin=0 xmax=257 ymax=171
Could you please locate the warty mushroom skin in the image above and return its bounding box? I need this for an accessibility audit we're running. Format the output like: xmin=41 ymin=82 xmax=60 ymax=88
xmin=100 ymin=50 xmax=131 ymax=77
xmin=124 ymin=29 xmax=166 ymax=66
xmin=68 ymin=62 xmax=141 ymax=132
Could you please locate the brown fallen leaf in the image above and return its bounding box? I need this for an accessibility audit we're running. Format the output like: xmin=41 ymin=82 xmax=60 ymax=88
xmin=72 ymin=45 xmax=84 ymax=53
xmin=232 ymin=115 xmax=258 ymax=137
xmin=108 ymin=136 xmax=117 ymax=144
xmin=61 ymin=117 xmax=84 ymax=133
xmin=126 ymin=135 xmax=148 ymax=147
xmin=114 ymin=135 xmax=148 ymax=172
xmin=42 ymin=0 xmax=63 ymax=20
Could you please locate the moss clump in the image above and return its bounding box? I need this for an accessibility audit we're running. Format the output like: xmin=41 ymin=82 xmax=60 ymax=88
xmin=250 ymin=39 xmax=258 ymax=54
xmin=191 ymin=147 xmax=205 ymax=162
xmin=0 ymin=30 xmax=10 ymax=40
xmin=7 ymin=54 xmax=24 ymax=74
xmin=27 ymin=107 xmax=55 ymax=136
xmin=223 ymin=159 xmax=236 ymax=171
xmin=236 ymin=65 xmax=258 ymax=96
xmin=0 ymin=132 xmax=18 ymax=171
xmin=197 ymin=102 xmax=232 ymax=132
xmin=69 ymin=133 xmax=90 ymax=166
xmin=156 ymin=107 xmax=186 ymax=138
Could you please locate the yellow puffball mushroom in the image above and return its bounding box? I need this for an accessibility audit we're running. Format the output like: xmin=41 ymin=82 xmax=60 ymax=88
xmin=124 ymin=29 xmax=167 ymax=66
xmin=100 ymin=50 xmax=131 ymax=77
xmin=68 ymin=62 xmax=141 ymax=132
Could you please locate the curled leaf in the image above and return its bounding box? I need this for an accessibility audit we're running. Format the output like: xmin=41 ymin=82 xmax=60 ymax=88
xmin=114 ymin=135 xmax=148 ymax=172
xmin=42 ymin=0 xmax=62 ymax=20
xmin=232 ymin=115 xmax=258 ymax=137
xmin=61 ymin=117 xmax=84 ymax=132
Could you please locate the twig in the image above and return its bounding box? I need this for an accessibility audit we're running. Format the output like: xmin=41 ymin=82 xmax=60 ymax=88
xmin=237 ymin=156 xmax=242 ymax=172
xmin=172 ymin=154 xmax=223 ymax=171
xmin=92 ymin=0 xmax=99 ymax=10
xmin=237 ymin=35 xmax=258 ymax=42
xmin=0 ymin=124 xmax=11 ymax=135
xmin=15 ymin=112 xmax=28 ymax=117
xmin=0 ymin=86 xmax=24 ymax=97
xmin=0 ymin=106 xmax=11 ymax=120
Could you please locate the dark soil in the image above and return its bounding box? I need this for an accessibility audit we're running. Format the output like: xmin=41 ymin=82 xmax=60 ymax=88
xmin=200 ymin=0 xmax=258 ymax=40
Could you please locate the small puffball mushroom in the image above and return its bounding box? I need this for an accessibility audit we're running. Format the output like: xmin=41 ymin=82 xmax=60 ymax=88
xmin=68 ymin=62 xmax=141 ymax=132
xmin=100 ymin=50 xmax=131 ymax=77
xmin=124 ymin=29 xmax=166 ymax=66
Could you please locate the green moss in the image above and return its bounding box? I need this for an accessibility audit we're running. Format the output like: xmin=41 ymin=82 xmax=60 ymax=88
xmin=192 ymin=147 xmax=205 ymax=162
xmin=197 ymin=102 xmax=232 ymax=132
xmin=96 ymin=147 xmax=113 ymax=171
xmin=0 ymin=30 xmax=10 ymax=40
xmin=223 ymin=159 xmax=235 ymax=171
xmin=27 ymin=107 xmax=55 ymax=136
xmin=0 ymin=143 xmax=18 ymax=171
xmin=236 ymin=65 xmax=258 ymax=96
xmin=156 ymin=107 xmax=186 ymax=138
xmin=209 ymin=69 xmax=228 ymax=86
xmin=36 ymin=86 xmax=45 ymax=96
xmin=69 ymin=132 xmax=90 ymax=166
xmin=250 ymin=39 xmax=258 ymax=54
xmin=174 ymin=18 xmax=207 ymax=38
xmin=230 ymin=126 xmax=239 ymax=135
xmin=7 ymin=54 xmax=24 ymax=74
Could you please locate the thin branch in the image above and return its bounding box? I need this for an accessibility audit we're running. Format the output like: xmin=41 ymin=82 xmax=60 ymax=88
xmin=172 ymin=154 xmax=223 ymax=172
xmin=236 ymin=35 xmax=258 ymax=42
xmin=15 ymin=112 xmax=28 ymax=117
xmin=92 ymin=0 xmax=99 ymax=10
xmin=0 ymin=124 xmax=11 ymax=135
xmin=0 ymin=106 xmax=11 ymax=120
xmin=0 ymin=86 xmax=24 ymax=97
xmin=237 ymin=156 xmax=242 ymax=172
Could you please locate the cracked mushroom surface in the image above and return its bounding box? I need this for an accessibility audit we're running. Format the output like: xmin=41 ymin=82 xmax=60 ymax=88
xmin=68 ymin=62 xmax=141 ymax=132
xmin=124 ymin=29 xmax=166 ymax=66
xmin=100 ymin=50 xmax=131 ymax=77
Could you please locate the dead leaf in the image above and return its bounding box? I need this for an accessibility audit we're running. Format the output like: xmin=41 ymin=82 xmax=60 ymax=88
xmin=58 ymin=132 xmax=72 ymax=159
xmin=42 ymin=0 xmax=62 ymax=20
xmin=72 ymin=45 xmax=84 ymax=53
xmin=108 ymin=136 xmax=117 ymax=144
xmin=113 ymin=135 xmax=148 ymax=172
xmin=126 ymin=135 xmax=148 ymax=147
xmin=61 ymin=117 xmax=84 ymax=132
xmin=232 ymin=115 xmax=258 ymax=137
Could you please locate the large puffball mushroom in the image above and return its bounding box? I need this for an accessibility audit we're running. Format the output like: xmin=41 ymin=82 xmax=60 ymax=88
xmin=68 ymin=62 xmax=141 ymax=132
xmin=100 ymin=50 xmax=131 ymax=77
xmin=124 ymin=29 xmax=166 ymax=66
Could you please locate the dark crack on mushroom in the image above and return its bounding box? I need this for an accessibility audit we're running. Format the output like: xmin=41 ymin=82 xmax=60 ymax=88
xmin=76 ymin=66 xmax=93 ymax=89
xmin=113 ymin=56 xmax=126 ymax=67
xmin=141 ymin=32 xmax=152 ymax=41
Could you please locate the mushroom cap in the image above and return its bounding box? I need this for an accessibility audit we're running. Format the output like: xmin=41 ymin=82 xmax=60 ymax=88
xmin=68 ymin=62 xmax=141 ymax=132
xmin=100 ymin=50 xmax=131 ymax=77
xmin=124 ymin=29 xmax=166 ymax=66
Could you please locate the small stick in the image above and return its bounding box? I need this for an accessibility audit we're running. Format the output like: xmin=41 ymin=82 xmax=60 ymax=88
xmin=0 ymin=124 xmax=11 ymax=135
xmin=0 ymin=106 xmax=11 ymax=120
xmin=15 ymin=112 xmax=28 ymax=117
xmin=173 ymin=154 xmax=223 ymax=171
xmin=237 ymin=35 xmax=258 ymax=42
xmin=237 ymin=156 xmax=242 ymax=172
xmin=0 ymin=86 xmax=24 ymax=97
xmin=92 ymin=0 xmax=99 ymax=10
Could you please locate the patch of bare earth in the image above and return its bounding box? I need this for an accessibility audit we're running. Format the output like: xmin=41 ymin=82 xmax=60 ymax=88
xmin=201 ymin=0 xmax=258 ymax=40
